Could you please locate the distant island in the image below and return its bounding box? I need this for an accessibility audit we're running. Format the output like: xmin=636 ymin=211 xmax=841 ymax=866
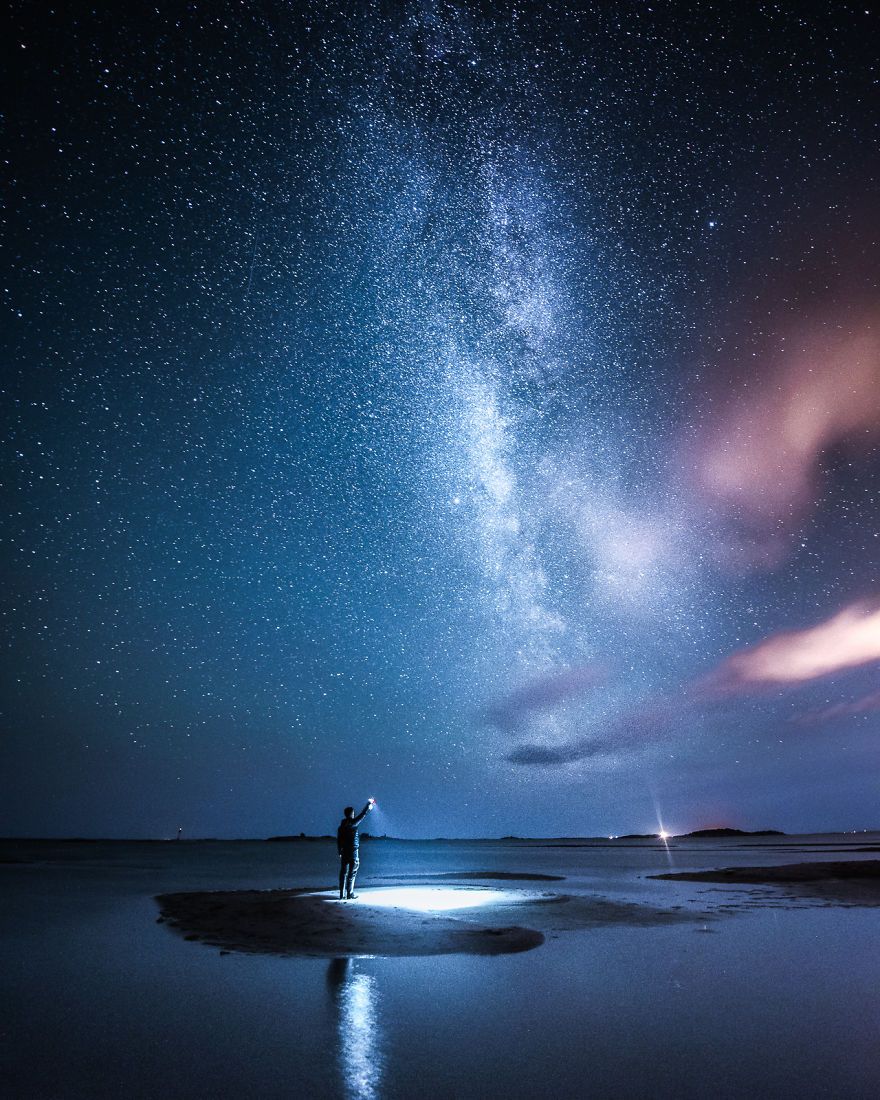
xmin=611 ymin=828 xmax=786 ymax=840
xmin=675 ymin=828 xmax=785 ymax=838
xmin=266 ymin=834 xmax=332 ymax=842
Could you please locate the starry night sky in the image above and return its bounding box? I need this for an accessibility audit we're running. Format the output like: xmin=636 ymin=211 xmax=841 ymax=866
xmin=4 ymin=1 xmax=879 ymax=838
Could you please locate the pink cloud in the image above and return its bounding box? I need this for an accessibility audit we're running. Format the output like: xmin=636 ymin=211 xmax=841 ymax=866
xmin=694 ymin=314 xmax=880 ymax=525
xmin=679 ymin=214 xmax=880 ymax=571
xmin=502 ymin=598 xmax=880 ymax=767
xmin=698 ymin=600 xmax=880 ymax=697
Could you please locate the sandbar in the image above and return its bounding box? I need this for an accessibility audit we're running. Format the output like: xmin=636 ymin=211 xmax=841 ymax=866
xmin=156 ymin=876 xmax=704 ymax=958
xmin=652 ymin=859 xmax=880 ymax=905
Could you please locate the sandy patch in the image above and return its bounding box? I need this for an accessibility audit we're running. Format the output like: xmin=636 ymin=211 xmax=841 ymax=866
xmin=156 ymin=880 xmax=705 ymax=958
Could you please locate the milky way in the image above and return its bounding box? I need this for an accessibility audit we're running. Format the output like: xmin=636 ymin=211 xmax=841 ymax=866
xmin=4 ymin=2 xmax=879 ymax=837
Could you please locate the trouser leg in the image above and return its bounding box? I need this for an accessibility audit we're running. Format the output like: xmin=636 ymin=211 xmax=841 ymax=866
xmin=346 ymin=856 xmax=359 ymax=897
xmin=339 ymin=859 xmax=347 ymax=898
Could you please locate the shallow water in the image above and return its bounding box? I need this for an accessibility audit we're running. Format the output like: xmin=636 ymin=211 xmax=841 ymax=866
xmin=2 ymin=835 xmax=878 ymax=1099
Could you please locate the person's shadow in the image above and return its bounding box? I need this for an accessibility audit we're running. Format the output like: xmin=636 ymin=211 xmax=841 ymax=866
xmin=325 ymin=957 xmax=383 ymax=1100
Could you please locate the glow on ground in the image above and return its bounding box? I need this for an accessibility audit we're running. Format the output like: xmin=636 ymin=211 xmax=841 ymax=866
xmin=350 ymin=886 xmax=516 ymax=912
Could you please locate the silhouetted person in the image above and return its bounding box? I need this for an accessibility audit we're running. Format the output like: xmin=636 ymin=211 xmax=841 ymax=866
xmin=337 ymin=800 xmax=374 ymax=899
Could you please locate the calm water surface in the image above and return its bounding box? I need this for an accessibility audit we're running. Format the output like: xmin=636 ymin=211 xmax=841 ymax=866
xmin=2 ymin=836 xmax=878 ymax=1099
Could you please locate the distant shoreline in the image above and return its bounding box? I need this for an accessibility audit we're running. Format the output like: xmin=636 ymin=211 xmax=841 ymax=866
xmin=2 ymin=828 xmax=879 ymax=845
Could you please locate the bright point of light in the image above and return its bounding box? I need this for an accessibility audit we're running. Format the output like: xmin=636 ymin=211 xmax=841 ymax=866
xmin=659 ymin=830 xmax=670 ymax=840
xmin=354 ymin=886 xmax=513 ymax=912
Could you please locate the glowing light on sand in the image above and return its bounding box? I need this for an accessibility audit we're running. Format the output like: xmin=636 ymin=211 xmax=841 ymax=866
xmin=355 ymin=886 xmax=513 ymax=912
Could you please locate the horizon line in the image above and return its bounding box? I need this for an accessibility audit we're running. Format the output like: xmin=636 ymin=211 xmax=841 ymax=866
xmin=2 ymin=827 xmax=879 ymax=844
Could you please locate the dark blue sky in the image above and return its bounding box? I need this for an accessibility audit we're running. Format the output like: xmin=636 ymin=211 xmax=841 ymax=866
xmin=4 ymin=1 xmax=879 ymax=838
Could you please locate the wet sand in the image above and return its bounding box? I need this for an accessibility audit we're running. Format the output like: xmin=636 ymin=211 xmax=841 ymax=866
xmin=652 ymin=859 xmax=880 ymax=905
xmin=156 ymin=872 xmax=706 ymax=957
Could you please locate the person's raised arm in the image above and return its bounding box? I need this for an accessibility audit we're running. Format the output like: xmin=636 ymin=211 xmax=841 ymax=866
xmin=352 ymin=800 xmax=373 ymax=825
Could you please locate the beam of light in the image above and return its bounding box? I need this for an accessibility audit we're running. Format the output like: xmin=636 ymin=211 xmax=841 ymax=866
xmin=649 ymin=786 xmax=676 ymax=869
xmin=697 ymin=600 xmax=880 ymax=695
xmin=657 ymin=827 xmax=674 ymax=868
xmin=354 ymin=886 xmax=515 ymax=912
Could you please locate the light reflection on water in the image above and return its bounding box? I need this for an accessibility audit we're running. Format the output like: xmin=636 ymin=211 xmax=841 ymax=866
xmin=327 ymin=958 xmax=383 ymax=1100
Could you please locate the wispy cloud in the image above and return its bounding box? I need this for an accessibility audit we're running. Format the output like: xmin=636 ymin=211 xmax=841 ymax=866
xmin=484 ymin=662 xmax=606 ymax=731
xmin=697 ymin=600 xmax=880 ymax=696
xmin=683 ymin=294 xmax=880 ymax=569
xmin=791 ymin=689 xmax=880 ymax=726
xmin=505 ymin=701 xmax=675 ymax=766
xmin=504 ymin=600 xmax=880 ymax=766
xmin=507 ymin=739 xmax=611 ymax=765
xmin=673 ymin=243 xmax=880 ymax=567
